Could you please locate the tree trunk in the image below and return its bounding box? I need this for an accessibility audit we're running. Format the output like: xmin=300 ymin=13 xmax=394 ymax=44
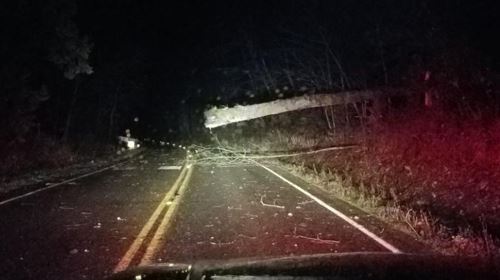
xmin=204 ymin=90 xmax=376 ymax=128
xmin=376 ymin=25 xmax=389 ymax=85
xmin=108 ymin=87 xmax=119 ymax=143
xmin=62 ymin=77 xmax=81 ymax=143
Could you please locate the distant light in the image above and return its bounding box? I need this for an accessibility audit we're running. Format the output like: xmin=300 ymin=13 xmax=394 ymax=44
xmin=134 ymin=117 xmax=139 ymax=122
xmin=127 ymin=140 xmax=136 ymax=149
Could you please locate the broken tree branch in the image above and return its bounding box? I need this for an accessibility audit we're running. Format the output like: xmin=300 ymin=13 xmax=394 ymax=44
xmin=191 ymin=144 xmax=358 ymax=166
xmin=243 ymin=145 xmax=357 ymax=159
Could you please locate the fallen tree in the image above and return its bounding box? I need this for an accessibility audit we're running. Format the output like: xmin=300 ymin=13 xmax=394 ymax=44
xmin=204 ymin=90 xmax=378 ymax=128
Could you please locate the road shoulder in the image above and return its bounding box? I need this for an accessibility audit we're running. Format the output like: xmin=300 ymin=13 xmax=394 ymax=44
xmin=259 ymin=160 xmax=428 ymax=253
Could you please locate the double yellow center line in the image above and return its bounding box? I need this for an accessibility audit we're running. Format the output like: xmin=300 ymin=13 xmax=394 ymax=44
xmin=113 ymin=162 xmax=194 ymax=273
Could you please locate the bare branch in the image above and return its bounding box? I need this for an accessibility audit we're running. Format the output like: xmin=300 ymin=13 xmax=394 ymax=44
xmin=260 ymin=195 xmax=285 ymax=209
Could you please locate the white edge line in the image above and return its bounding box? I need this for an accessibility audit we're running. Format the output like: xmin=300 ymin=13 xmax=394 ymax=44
xmin=256 ymin=162 xmax=402 ymax=254
xmin=0 ymin=158 xmax=133 ymax=206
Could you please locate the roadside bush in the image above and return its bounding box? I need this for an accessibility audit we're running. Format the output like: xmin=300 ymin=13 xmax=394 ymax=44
xmin=364 ymin=109 xmax=500 ymax=230
xmin=0 ymin=134 xmax=76 ymax=180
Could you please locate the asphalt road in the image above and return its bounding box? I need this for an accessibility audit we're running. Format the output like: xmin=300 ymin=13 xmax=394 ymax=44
xmin=0 ymin=148 xmax=425 ymax=280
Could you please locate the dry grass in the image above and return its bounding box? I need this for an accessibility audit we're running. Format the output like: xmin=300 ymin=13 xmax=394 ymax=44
xmin=281 ymin=159 xmax=499 ymax=257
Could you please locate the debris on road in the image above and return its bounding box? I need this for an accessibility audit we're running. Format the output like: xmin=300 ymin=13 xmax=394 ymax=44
xmin=288 ymin=227 xmax=340 ymax=245
xmin=157 ymin=166 xmax=182 ymax=170
xmin=260 ymin=194 xmax=285 ymax=209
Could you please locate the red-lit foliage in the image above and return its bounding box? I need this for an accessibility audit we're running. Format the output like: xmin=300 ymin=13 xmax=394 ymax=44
xmin=310 ymin=108 xmax=500 ymax=234
xmin=372 ymin=110 xmax=500 ymax=206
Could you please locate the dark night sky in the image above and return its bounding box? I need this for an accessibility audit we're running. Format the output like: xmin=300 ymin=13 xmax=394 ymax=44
xmin=74 ymin=0 xmax=500 ymax=92
xmin=3 ymin=0 xmax=500 ymax=142
xmin=76 ymin=1 xmax=500 ymax=62
xmin=70 ymin=0 xmax=500 ymax=137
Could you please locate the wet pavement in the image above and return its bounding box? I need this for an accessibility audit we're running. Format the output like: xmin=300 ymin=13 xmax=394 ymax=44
xmin=0 ymin=149 xmax=184 ymax=280
xmin=156 ymin=164 xmax=424 ymax=263
xmin=0 ymin=149 xmax=425 ymax=280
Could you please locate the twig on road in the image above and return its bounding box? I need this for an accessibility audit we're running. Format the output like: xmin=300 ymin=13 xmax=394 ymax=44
xmin=238 ymin=233 xmax=257 ymax=239
xmin=260 ymin=195 xmax=285 ymax=209
xmin=297 ymin=200 xmax=314 ymax=205
xmin=294 ymin=234 xmax=340 ymax=244
xmin=210 ymin=240 xmax=235 ymax=246
xmin=288 ymin=227 xmax=340 ymax=244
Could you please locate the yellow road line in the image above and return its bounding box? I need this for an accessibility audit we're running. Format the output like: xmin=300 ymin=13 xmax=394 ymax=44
xmin=139 ymin=164 xmax=194 ymax=265
xmin=113 ymin=164 xmax=188 ymax=273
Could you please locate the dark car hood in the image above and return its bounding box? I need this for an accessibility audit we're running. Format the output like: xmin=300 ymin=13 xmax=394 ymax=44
xmin=108 ymin=252 xmax=500 ymax=280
